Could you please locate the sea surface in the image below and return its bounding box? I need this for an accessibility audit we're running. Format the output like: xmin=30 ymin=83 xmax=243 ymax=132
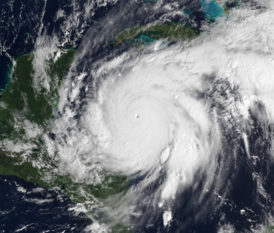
xmin=2 ymin=0 xmax=272 ymax=232
xmin=0 ymin=175 xmax=92 ymax=232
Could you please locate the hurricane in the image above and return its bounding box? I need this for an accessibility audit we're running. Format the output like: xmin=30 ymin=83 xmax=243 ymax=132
xmin=2 ymin=0 xmax=274 ymax=232
xmin=32 ymin=1 xmax=272 ymax=231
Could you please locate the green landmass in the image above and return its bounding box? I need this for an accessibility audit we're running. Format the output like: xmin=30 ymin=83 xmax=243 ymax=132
xmin=0 ymin=17 xmax=232 ymax=231
xmin=0 ymin=49 xmax=76 ymax=185
xmin=0 ymin=49 xmax=130 ymax=231
xmin=107 ymin=22 xmax=200 ymax=46
xmin=107 ymin=3 xmax=229 ymax=48
xmin=0 ymin=21 xmax=204 ymax=231
xmin=264 ymin=224 xmax=274 ymax=233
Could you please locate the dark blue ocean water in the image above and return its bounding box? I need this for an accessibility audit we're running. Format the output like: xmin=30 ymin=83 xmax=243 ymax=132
xmin=0 ymin=175 xmax=92 ymax=232
xmin=0 ymin=0 xmax=265 ymax=232
xmin=0 ymin=0 xmax=42 ymax=92
xmin=0 ymin=0 xmax=118 ymax=92
xmin=0 ymin=56 xmax=12 ymax=93
xmin=0 ymin=1 xmax=99 ymax=231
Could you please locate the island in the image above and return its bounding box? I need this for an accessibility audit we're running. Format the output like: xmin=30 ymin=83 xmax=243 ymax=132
xmin=0 ymin=3 xmax=230 ymax=229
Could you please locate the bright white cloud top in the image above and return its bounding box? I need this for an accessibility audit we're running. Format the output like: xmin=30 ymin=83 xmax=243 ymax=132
xmin=43 ymin=1 xmax=274 ymax=229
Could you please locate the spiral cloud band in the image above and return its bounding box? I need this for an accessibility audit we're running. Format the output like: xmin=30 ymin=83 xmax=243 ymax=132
xmin=50 ymin=3 xmax=274 ymax=228
xmin=84 ymin=50 xmax=221 ymax=202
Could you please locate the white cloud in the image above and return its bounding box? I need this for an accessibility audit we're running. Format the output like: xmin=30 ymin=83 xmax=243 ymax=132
xmin=47 ymin=1 xmax=274 ymax=224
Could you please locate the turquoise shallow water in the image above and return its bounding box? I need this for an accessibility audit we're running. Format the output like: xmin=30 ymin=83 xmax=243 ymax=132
xmin=2 ymin=0 xmax=270 ymax=232
xmin=182 ymin=9 xmax=195 ymax=19
xmin=200 ymin=0 xmax=224 ymax=21
xmin=135 ymin=35 xmax=157 ymax=46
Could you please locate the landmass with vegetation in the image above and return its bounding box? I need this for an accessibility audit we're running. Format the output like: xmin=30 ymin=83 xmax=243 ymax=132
xmin=108 ymin=22 xmax=200 ymax=47
xmin=0 ymin=49 xmax=130 ymax=231
xmin=0 ymin=1 xmax=234 ymax=230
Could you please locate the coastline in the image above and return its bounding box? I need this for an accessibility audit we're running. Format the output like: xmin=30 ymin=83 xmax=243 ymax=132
xmin=0 ymin=53 xmax=31 ymax=95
